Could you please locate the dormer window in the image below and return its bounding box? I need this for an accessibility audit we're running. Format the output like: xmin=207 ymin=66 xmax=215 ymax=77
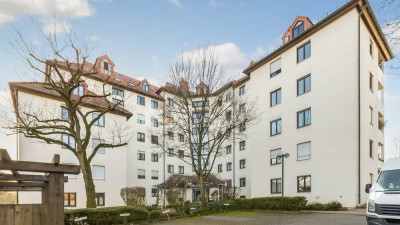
xmin=142 ymin=83 xmax=149 ymax=92
xmin=72 ymin=83 xmax=84 ymax=96
xmin=100 ymin=60 xmax=112 ymax=76
xmin=292 ymin=21 xmax=304 ymax=39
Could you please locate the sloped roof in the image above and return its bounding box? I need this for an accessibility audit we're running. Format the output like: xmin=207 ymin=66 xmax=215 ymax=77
xmin=156 ymin=174 xmax=224 ymax=189
xmin=9 ymin=82 xmax=132 ymax=118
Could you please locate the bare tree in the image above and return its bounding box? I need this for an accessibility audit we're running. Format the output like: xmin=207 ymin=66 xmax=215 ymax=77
xmin=387 ymin=137 xmax=400 ymax=159
xmin=1 ymin=25 xmax=131 ymax=208
xmin=153 ymin=46 xmax=258 ymax=205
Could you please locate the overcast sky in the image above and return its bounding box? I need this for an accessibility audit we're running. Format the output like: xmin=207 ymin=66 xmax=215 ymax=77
xmin=0 ymin=0 xmax=398 ymax=159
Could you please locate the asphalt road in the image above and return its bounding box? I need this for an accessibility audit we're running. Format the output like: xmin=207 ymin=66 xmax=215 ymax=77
xmin=153 ymin=210 xmax=366 ymax=225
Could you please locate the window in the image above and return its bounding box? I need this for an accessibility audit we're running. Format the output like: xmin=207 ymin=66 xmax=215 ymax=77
xmin=178 ymin=134 xmax=184 ymax=142
xmin=369 ymin=107 xmax=374 ymax=125
xmin=270 ymin=118 xmax=282 ymax=136
xmin=61 ymin=106 xmax=68 ymax=120
xmin=378 ymin=112 xmax=384 ymax=131
xmin=138 ymin=169 xmax=145 ymax=179
xmin=239 ymin=121 xmax=246 ymax=132
xmin=178 ymin=150 xmax=184 ymax=158
xmin=151 ymin=118 xmax=158 ymax=127
xmin=168 ymin=132 xmax=174 ymax=140
xmin=370 ymin=73 xmax=374 ymax=92
xmin=151 ymin=188 xmax=158 ymax=197
xmin=151 ymin=100 xmax=158 ymax=109
xmin=112 ymin=88 xmax=124 ymax=97
xmin=100 ymin=61 xmax=111 ymax=75
xmin=226 ymin=145 xmax=232 ymax=154
xmin=137 ymin=132 xmax=145 ymax=142
xmin=297 ymin=108 xmax=311 ymax=128
xmin=92 ymin=113 xmax=105 ymax=127
xmin=239 ymin=103 xmax=246 ymax=113
xmin=137 ymin=114 xmax=145 ymax=124
xmin=378 ymin=82 xmax=384 ymax=102
xmin=167 ymin=98 xmax=174 ymax=107
xmin=370 ymin=39 xmax=374 ymax=57
xmin=92 ymin=138 xmax=105 ymax=154
xmin=270 ymin=148 xmax=282 ymax=165
xmin=239 ymin=159 xmax=246 ymax=169
xmin=218 ymin=164 xmax=222 ymax=173
xmin=226 ymin=162 xmax=232 ymax=171
xmin=239 ymin=141 xmax=246 ymax=151
xmin=137 ymin=96 xmax=145 ymax=106
xmin=270 ymin=58 xmax=282 ymax=77
xmin=151 ymin=170 xmax=159 ymax=180
xmin=151 ymin=153 xmax=158 ymax=162
xmin=297 ymin=75 xmax=311 ymax=96
xmin=72 ymin=83 xmax=84 ymax=96
xmin=226 ymin=179 xmax=232 ymax=187
xmin=239 ymin=178 xmax=246 ymax=187
xmin=270 ymin=88 xmax=282 ymax=107
xmin=193 ymin=101 xmax=209 ymax=107
xmin=95 ymin=193 xmax=105 ymax=206
xmin=226 ymin=110 xmax=232 ymax=120
xmin=64 ymin=193 xmax=76 ymax=207
xmin=151 ymin=135 xmax=158 ymax=145
xmin=92 ymin=165 xmax=105 ymax=180
xmin=297 ymin=41 xmax=311 ymax=63
xmin=271 ymin=178 xmax=282 ymax=194
xmin=178 ymin=166 xmax=184 ymax=174
xmin=62 ymin=134 xmax=75 ymax=149
xmin=142 ymin=83 xmax=149 ymax=91
xmin=137 ymin=151 xmax=145 ymax=161
xmin=112 ymin=98 xmax=124 ymax=108
xmin=225 ymin=93 xmax=232 ymax=102
xmin=297 ymin=142 xmax=311 ymax=161
xmin=370 ymin=140 xmax=374 ymax=159
xmin=292 ymin=21 xmax=304 ymax=38
xmin=168 ymin=148 xmax=174 ymax=157
xmin=239 ymin=86 xmax=245 ymax=95
xmin=297 ymin=175 xmax=311 ymax=192
xmin=167 ymin=165 xmax=174 ymax=173
xmin=378 ymin=143 xmax=384 ymax=161
xmin=167 ymin=115 xmax=174 ymax=124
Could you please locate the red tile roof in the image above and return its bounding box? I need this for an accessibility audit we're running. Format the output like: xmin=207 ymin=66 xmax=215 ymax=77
xmin=9 ymin=82 xmax=132 ymax=118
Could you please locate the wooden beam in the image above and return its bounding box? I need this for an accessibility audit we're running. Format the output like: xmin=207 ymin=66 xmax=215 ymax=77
xmin=0 ymin=174 xmax=69 ymax=182
xmin=52 ymin=154 xmax=60 ymax=165
xmin=0 ymin=181 xmax=46 ymax=187
xmin=0 ymin=160 xmax=81 ymax=174
xmin=0 ymin=149 xmax=20 ymax=177
xmin=0 ymin=187 xmax=43 ymax=191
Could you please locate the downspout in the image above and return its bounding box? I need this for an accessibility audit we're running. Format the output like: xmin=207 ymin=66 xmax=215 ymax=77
xmin=232 ymin=87 xmax=236 ymax=198
xmin=357 ymin=3 xmax=367 ymax=205
xmin=162 ymin=95 xmax=166 ymax=208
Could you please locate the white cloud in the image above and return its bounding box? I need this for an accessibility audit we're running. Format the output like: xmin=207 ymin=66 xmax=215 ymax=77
xmin=209 ymin=0 xmax=223 ymax=7
xmin=42 ymin=20 xmax=71 ymax=35
xmin=168 ymin=0 xmax=182 ymax=8
xmin=0 ymin=0 xmax=94 ymax=26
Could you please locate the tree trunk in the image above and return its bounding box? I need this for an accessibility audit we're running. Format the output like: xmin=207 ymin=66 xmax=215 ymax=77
xmin=78 ymin=154 xmax=97 ymax=208
xmin=199 ymin=175 xmax=207 ymax=206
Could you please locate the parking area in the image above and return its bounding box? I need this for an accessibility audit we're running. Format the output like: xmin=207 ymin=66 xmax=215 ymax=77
xmin=153 ymin=210 xmax=366 ymax=225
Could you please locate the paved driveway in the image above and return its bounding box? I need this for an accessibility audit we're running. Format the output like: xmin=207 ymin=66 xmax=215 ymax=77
xmin=153 ymin=211 xmax=366 ymax=225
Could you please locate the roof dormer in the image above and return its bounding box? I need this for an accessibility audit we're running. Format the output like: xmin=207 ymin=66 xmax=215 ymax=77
xmin=281 ymin=16 xmax=313 ymax=45
xmin=196 ymin=81 xmax=209 ymax=94
xmin=94 ymin=55 xmax=115 ymax=76
xmin=139 ymin=79 xmax=150 ymax=92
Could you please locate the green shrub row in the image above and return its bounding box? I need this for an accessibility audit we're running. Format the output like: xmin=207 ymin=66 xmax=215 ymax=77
xmin=224 ymin=196 xmax=308 ymax=211
xmin=64 ymin=206 xmax=149 ymax=225
xmin=306 ymin=201 xmax=342 ymax=211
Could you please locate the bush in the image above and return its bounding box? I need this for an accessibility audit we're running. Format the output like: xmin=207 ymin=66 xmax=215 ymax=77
xmin=306 ymin=201 xmax=342 ymax=211
xmin=148 ymin=210 xmax=161 ymax=221
xmin=226 ymin=196 xmax=308 ymax=211
xmin=64 ymin=206 xmax=149 ymax=225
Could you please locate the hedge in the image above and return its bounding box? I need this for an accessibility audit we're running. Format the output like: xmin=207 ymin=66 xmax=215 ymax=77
xmin=64 ymin=206 xmax=149 ymax=225
xmin=226 ymin=196 xmax=308 ymax=211
xmin=306 ymin=201 xmax=342 ymax=211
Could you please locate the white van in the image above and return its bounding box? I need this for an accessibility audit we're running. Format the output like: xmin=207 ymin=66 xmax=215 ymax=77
xmin=365 ymin=157 xmax=400 ymax=225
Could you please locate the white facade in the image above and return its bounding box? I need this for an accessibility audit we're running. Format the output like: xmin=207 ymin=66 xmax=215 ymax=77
xmin=12 ymin=0 xmax=392 ymax=208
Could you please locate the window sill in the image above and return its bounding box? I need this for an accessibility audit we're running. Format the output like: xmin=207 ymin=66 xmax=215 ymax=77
xmin=297 ymin=124 xmax=311 ymax=129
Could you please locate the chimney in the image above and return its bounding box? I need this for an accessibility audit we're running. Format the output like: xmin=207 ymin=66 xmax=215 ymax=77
xmin=179 ymin=80 xmax=189 ymax=91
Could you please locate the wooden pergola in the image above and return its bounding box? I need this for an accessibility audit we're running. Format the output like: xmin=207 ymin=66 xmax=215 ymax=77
xmin=0 ymin=149 xmax=80 ymax=225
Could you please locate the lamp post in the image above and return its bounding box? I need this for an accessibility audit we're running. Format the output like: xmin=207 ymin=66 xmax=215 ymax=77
xmin=276 ymin=153 xmax=290 ymax=197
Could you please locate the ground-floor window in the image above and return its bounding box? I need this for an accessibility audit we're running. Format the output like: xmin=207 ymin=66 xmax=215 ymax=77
xmin=152 ymin=188 xmax=158 ymax=197
xmin=270 ymin=178 xmax=282 ymax=194
xmin=95 ymin=193 xmax=105 ymax=206
xmin=297 ymin=175 xmax=311 ymax=192
xmin=64 ymin=193 xmax=76 ymax=207
xmin=240 ymin=178 xmax=246 ymax=187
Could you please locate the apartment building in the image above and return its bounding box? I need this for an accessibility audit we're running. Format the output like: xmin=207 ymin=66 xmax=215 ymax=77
xmin=10 ymin=0 xmax=392 ymax=208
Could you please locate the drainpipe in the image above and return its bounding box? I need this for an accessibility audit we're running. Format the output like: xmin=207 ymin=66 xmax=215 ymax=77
xmin=232 ymin=88 xmax=236 ymax=198
xmin=162 ymin=95 xmax=166 ymax=208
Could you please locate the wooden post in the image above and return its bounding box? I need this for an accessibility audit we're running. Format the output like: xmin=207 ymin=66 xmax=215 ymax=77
xmin=47 ymin=173 xmax=64 ymax=225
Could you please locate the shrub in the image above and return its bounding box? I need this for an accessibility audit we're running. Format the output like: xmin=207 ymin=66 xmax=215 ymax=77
xmin=64 ymin=206 xmax=149 ymax=225
xmin=120 ymin=187 xmax=146 ymax=206
xmin=227 ymin=196 xmax=308 ymax=211
xmin=306 ymin=201 xmax=342 ymax=211
xmin=148 ymin=210 xmax=161 ymax=221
